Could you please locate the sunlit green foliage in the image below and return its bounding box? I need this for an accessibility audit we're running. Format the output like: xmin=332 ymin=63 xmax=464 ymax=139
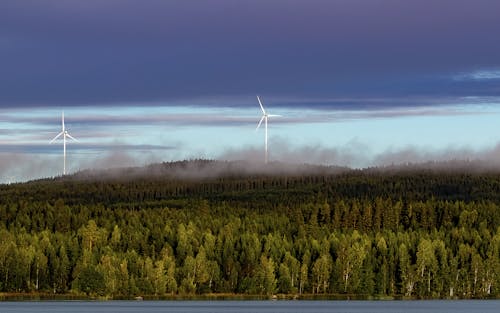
xmin=0 ymin=163 xmax=499 ymax=298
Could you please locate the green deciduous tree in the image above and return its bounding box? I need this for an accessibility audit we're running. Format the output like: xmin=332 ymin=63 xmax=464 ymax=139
xmin=256 ymin=256 xmax=276 ymax=295
xmin=312 ymin=254 xmax=332 ymax=293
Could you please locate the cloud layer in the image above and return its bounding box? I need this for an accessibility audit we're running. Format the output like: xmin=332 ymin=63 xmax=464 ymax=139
xmin=1 ymin=1 xmax=500 ymax=107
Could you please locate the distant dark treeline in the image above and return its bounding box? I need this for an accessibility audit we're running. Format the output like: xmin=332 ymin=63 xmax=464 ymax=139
xmin=0 ymin=161 xmax=499 ymax=298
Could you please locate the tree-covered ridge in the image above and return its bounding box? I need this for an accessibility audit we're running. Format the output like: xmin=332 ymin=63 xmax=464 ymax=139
xmin=0 ymin=160 xmax=499 ymax=298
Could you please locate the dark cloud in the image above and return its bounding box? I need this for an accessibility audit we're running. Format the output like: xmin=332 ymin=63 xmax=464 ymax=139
xmin=1 ymin=1 xmax=500 ymax=107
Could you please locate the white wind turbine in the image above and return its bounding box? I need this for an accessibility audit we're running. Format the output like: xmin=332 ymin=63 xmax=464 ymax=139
xmin=50 ymin=112 xmax=78 ymax=175
xmin=256 ymin=95 xmax=281 ymax=164
xmin=5 ymin=175 xmax=15 ymax=185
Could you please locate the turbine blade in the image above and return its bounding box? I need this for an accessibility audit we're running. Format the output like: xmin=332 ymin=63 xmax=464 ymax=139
xmin=62 ymin=111 xmax=65 ymax=131
xmin=50 ymin=132 xmax=63 ymax=143
xmin=257 ymin=95 xmax=266 ymax=115
xmin=267 ymin=114 xmax=282 ymax=117
xmin=66 ymin=133 xmax=79 ymax=142
xmin=256 ymin=115 xmax=265 ymax=131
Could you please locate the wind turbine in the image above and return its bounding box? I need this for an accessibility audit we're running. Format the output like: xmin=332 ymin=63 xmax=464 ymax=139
xmin=256 ymin=96 xmax=281 ymax=164
xmin=50 ymin=112 xmax=78 ymax=175
xmin=5 ymin=175 xmax=15 ymax=185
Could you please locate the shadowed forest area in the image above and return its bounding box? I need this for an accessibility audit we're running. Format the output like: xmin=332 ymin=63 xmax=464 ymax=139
xmin=0 ymin=160 xmax=499 ymax=299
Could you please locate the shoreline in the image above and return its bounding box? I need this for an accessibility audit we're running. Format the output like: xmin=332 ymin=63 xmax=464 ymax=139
xmin=1 ymin=292 xmax=498 ymax=301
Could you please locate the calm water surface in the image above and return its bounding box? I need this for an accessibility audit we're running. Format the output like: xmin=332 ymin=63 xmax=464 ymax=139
xmin=0 ymin=300 xmax=498 ymax=313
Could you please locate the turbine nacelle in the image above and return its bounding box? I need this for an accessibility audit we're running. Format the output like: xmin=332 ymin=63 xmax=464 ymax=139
xmin=255 ymin=96 xmax=282 ymax=131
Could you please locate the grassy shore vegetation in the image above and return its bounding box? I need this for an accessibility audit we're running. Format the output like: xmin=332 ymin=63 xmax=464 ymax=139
xmin=0 ymin=160 xmax=499 ymax=299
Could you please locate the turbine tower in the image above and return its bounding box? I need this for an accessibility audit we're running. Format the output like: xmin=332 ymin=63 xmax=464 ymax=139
xmin=256 ymin=96 xmax=281 ymax=164
xmin=50 ymin=112 xmax=78 ymax=175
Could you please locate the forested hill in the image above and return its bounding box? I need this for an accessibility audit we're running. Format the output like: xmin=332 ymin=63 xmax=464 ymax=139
xmin=0 ymin=160 xmax=499 ymax=299
xmin=3 ymin=159 xmax=500 ymax=207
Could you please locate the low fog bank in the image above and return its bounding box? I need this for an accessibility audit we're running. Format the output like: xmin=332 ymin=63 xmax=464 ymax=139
xmin=221 ymin=140 xmax=500 ymax=170
xmin=69 ymin=159 xmax=349 ymax=182
xmin=63 ymin=159 xmax=500 ymax=184
xmin=6 ymin=141 xmax=500 ymax=184
xmin=0 ymin=153 xmax=59 ymax=184
xmin=0 ymin=150 xmax=158 ymax=184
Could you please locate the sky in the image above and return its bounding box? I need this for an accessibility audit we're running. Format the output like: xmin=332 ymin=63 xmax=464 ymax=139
xmin=1 ymin=0 xmax=500 ymax=182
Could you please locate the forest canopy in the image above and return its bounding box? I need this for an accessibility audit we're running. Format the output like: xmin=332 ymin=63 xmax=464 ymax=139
xmin=0 ymin=160 xmax=499 ymax=299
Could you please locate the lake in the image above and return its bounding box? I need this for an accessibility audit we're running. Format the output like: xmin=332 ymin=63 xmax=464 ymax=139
xmin=0 ymin=300 xmax=498 ymax=313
